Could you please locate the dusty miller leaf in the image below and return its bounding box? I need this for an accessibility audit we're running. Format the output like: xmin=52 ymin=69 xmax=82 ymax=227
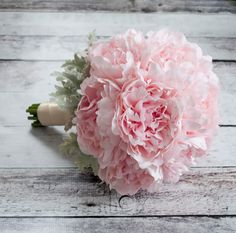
xmin=60 ymin=133 xmax=99 ymax=175
xmin=50 ymin=53 xmax=90 ymax=131
xmin=52 ymin=32 xmax=99 ymax=173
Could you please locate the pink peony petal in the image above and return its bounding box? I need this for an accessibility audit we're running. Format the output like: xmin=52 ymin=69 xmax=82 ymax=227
xmin=76 ymin=29 xmax=219 ymax=195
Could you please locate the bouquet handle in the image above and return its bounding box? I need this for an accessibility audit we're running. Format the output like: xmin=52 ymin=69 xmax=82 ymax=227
xmin=26 ymin=102 xmax=71 ymax=127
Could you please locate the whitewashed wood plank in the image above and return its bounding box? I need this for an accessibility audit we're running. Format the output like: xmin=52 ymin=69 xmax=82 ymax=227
xmin=0 ymin=61 xmax=235 ymax=125
xmin=216 ymin=62 xmax=236 ymax=125
xmin=0 ymin=62 xmax=235 ymax=167
xmin=0 ymin=12 xmax=235 ymax=38
xmin=0 ymin=167 xmax=235 ymax=216
xmin=0 ymin=61 xmax=58 ymax=93
xmin=1 ymin=217 xmax=236 ymax=233
xmin=0 ymin=126 xmax=74 ymax=167
xmin=0 ymin=35 xmax=235 ymax=60
xmin=0 ymin=0 xmax=235 ymax=13
xmin=0 ymin=126 xmax=235 ymax=167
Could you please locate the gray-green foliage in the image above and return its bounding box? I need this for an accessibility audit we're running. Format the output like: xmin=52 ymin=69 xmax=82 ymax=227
xmin=52 ymin=32 xmax=99 ymax=174
xmin=88 ymin=30 xmax=96 ymax=47
xmin=50 ymin=32 xmax=96 ymax=131
xmin=60 ymin=132 xmax=99 ymax=175
xmin=50 ymin=54 xmax=89 ymax=120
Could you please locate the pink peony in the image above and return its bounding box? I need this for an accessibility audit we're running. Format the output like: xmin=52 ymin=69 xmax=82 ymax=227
xmin=76 ymin=29 xmax=219 ymax=195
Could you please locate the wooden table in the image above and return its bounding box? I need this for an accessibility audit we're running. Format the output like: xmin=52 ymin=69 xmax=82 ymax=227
xmin=0 ymin=1 xmax=236 ymax=232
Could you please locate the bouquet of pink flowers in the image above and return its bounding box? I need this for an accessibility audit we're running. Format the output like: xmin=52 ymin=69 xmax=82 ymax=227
xmin=27 ymin=29 xmax=219 ymax=195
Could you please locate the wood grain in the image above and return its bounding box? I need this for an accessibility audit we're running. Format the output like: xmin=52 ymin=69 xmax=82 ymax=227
xmin=1 ymin=217 xmax=236 ymax=233
xmin=0 ymin=167 xmax=235 ymax=216
xmin=0 ymin=0 xmax=235 ymax=13
xmin=0 ymin=35 xmax=235 ymax=61
xmin=0 ymin=12 xmax=235 ymax=38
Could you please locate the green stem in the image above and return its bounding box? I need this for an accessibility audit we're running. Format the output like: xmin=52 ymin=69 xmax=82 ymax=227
xmin=26 ymin=103 xmax=44 ymax=127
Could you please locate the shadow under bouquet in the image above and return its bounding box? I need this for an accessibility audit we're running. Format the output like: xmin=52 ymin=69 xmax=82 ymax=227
xmin=26 ymin=29 xmax=219 ymax=195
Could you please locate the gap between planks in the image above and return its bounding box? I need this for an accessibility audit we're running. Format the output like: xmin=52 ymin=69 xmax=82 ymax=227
xmin=1 ymin=59 xmax=236 ymax=63
xmin=1 ymin=215 xmax=236 ymax=218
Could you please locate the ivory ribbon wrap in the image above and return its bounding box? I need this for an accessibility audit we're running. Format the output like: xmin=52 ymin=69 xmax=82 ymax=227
xmin=37 ymin=102 xmax=71 ymax=126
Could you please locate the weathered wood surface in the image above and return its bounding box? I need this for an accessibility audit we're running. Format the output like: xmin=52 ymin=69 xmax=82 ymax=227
xmin=0 ymin=8 xmax=235 ymax=232
xmin=0 ymin=12 xmax=235 ymax=38
xmin=0 ymin=167 xmax=235 ymax=216
xmin=0 ymin=35 xmax=236 ymax=61
xmin=0 ymin=0 xmax=235 ymax=13
xmin=1 ymin=217 xmax=236 ymax=233
xmin=0 ymin=126 xmax=235 ymax=168
xmin=0 ymin=61 xmax=235 ymax=125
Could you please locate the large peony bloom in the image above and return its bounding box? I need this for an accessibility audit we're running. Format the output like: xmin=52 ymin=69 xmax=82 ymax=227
xmin=76 ymin=29 xmax=219 ymax=195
